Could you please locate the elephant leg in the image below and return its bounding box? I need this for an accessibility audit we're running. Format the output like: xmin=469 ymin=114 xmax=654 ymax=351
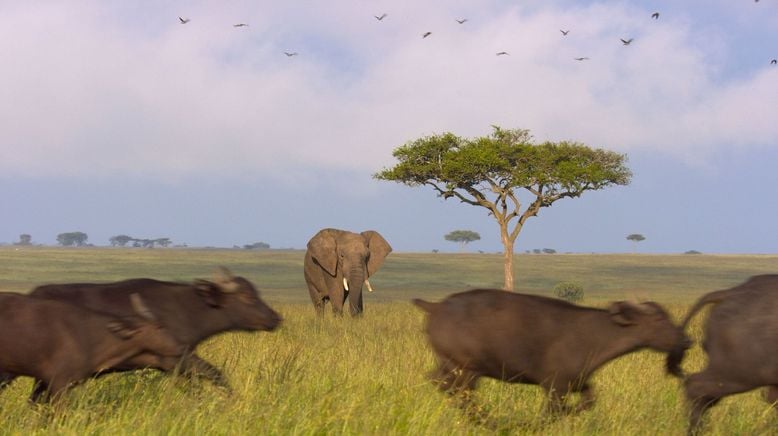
xmin=330 ymin=286 xmax=345 ymax=316
xmin=348 ymin=289 xmax=364 ymax=316
xmin=306 ymin=281 xmax=325 ymax=316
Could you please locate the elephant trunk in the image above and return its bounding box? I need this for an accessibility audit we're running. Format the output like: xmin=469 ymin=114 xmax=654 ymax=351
xmin=344 ymin=268 xmax=365 ymax=294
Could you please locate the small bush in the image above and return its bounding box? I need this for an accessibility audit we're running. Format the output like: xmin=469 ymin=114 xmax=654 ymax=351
xmin=554 ymin=281 xmax=584 ymax=303
xmin=683 ymin=250 xmax=702 ymax=255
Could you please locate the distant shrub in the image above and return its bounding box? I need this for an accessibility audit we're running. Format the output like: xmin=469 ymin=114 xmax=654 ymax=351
xmin=542 ymin=248 xmax=556 ymax=254
xmin=683 ymin=250 xmax=702 ymax=255
xmin=554 ymin=281 xmax=584 ymax=303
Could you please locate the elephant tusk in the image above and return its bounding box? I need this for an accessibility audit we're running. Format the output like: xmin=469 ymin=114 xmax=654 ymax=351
xmin=365 ymin=279 xmax=374 ymax=292
xmin=343 ymin=277 xmax=349 ymax=291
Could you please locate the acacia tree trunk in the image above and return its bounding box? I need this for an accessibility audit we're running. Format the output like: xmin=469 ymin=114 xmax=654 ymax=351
xmin=500 ymin=223 xmax=515 ymax=291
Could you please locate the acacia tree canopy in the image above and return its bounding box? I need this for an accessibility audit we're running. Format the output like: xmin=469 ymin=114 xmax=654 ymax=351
xmin=375 ymin=126 xmax=632 ymax=290
xmin=57 ymin=232 xmax=88 ymax=247
xmin=444 ymin=230 xmax=481 ymax=243
xmin=444 ymin=230 xmax=481 ymax=251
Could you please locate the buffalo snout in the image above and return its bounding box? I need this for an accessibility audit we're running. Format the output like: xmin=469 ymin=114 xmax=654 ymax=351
xmin=665 ymin=334 xmax=693 ymax=378
xmin=261 ymin=309 xmax=282 ymax=332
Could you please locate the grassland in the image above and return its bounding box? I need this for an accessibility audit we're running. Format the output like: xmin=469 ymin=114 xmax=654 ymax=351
xmin=0 ymin=247 xmax=776 ymax=435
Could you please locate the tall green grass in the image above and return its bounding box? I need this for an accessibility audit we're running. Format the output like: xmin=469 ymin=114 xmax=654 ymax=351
xmin=0 ymin=248 xmax=776 ymax=434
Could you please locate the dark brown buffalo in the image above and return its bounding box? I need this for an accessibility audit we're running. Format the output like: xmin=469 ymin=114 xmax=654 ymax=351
xmin=666 ymin=275 xmax=778 ymax=434
xmin=0 ymin=292 xmax=184 ymax=402
xmin=413 ymin=289 xmax=688 ymax=413
xmin=25 ymin=267 xmax=281 ymax=394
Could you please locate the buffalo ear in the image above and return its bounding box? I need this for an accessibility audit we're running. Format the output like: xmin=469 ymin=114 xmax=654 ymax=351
xmin=307 ymin=229 xmax=338 ymax=276
xmin=361 ymin=231 xmax=392 ymax=277
xmin=195 ymin=280 xmax=225 ymax=308
xmin=608 ymin=301 xmax=639 ymax=326
xmin=106 ymin=320 xmax=137 ymax=339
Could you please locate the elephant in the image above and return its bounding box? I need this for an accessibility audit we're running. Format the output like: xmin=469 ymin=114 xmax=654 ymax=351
xmin=304 ymin=228 xmax=392 ymax=316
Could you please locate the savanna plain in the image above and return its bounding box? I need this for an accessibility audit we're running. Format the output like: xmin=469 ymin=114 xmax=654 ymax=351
xmin=0 ymin=247 xmax=776 ymax=435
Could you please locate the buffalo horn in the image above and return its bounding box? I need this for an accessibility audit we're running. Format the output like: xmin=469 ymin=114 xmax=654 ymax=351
xmin=213 ymin=266 xmax=240 ymax=293
xmin=130 ymin=293 xmax=156 ymax=321
xmin=343 ymin=277 xmax=349 ymax=291
xmin=365 ymin=279 xmax=374 ymax=292
xmin=213 ymin=266 xmax=234 ymax=283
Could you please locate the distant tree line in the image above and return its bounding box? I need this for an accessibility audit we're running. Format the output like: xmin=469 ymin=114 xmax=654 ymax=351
xmin=109 ymin=235 xmax=171 ymax=248
xmin=526 ymin=248 xmax=557 ymax=254
xmin=243 ymin=242 xmax=271 ymax=250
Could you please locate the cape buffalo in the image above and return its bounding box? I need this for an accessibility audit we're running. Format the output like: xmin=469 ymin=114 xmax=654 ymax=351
xmin=666 ymin=275 xmax=778 ymax=434
xmin=0 ymin=292 xmax=184 ymax=402
xmin=413 ymin=289 xmax=688 ymax=414
xmin=25 ymin=267 xmax=281 ymax=395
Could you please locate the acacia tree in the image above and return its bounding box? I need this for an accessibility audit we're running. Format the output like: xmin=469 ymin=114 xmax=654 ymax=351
xmin=109 ymin=234 xmax=133 ymax=247
xmin=626 ymin=233 xmax=645 ymax=253
xmin=375 ymin=126 xmax=631 ymax=290
xmin=444 ymin=230 xmax=481 ymax=251
xmin=57 ymin=232 xmax=88 ymax=247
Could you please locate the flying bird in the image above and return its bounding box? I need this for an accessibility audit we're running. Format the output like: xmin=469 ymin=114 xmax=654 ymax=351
xmin=771 ymin=59 xmax=777 ymax=65
xmin=496 ymin=51 xmax=509 ymax=56
xmin=456 ymin=18 xmax=468 ymax=24
xmin=560 ymin=29 xmax=570 ymax=36
xmin=233 ymin=23 xmax=248 ymax=28
xmin=178 ymin=17 xmax=190 ymax=24
xmin=620 ymin=38 xmax=634 ymax=45
xmin=375 ymin=13 xmax=387 ymax=21
xmin=574 ymin=57 xmax=589 ymax=61
xmin=652 ymin=12 xmax=660 ymax=19
xmin=284 ymin=51 xmax=298 ymax=57
xmin=422 ymin=31 xmax=432 ymax=38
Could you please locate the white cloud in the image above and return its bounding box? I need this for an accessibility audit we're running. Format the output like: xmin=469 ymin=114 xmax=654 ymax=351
xmin=0 ymin=1 xmax=775 ymax=182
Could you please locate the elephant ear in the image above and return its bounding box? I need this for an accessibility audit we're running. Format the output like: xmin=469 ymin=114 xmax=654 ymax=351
xmin=307 ymin=228 xmax=338 ymax=276
xmin=362 ymin=231 xmax=392 ymax=277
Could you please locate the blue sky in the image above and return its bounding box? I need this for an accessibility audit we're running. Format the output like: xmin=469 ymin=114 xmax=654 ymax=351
xmin=1 ymin=1 xmax=777 ymax=253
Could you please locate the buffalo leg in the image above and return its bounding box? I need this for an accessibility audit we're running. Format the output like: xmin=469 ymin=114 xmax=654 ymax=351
xmin=575 ymin=383 xmax=596 ymax=412
xmin=179 ymin=354 xmax=231 ymax=391
xmin=685 ymin=371 xmax=754 ymax=434
xmin=541 ymin=379 xmax=576 ymax=415
xmin=30 ymin=378 xmax=64 ymax=404
xmin=429 ymin=360 xmax=482 ymax=418
xmin=29 ymin=379 xmax=50 ymax=403
xmin=543 ymin=386 xmax=569 ymax=415
xmin=0 ymin=372 xmax=17 ymax=393
xmin=765 ymin=386 xmax=778 ymax=408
